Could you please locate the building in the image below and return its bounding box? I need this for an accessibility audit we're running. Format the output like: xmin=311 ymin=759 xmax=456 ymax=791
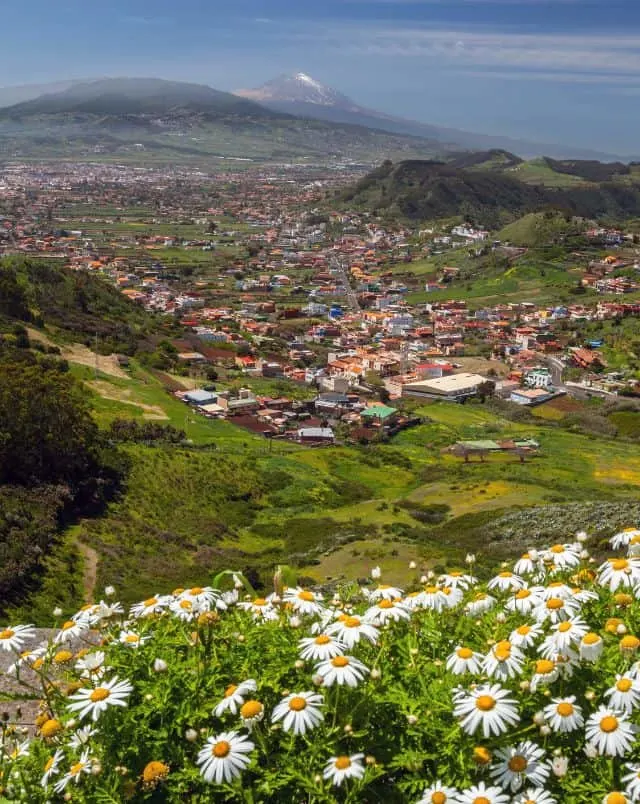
xmin=184 ymin=389 xmax=218 ymax=407
xmin=510 ymin=388 xmax=556 ymax=406
xmin=297 ymin=427 xmax=335 ymax=444
xmin=525 ymin=368 xmax=553 ymax=389
xmin=401 ymin=373 xmax=486 ymax=402
xmin=360 ymin=405 xmax=399 ymax=426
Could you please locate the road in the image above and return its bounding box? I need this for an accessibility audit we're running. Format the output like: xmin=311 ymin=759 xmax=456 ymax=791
xmin=544 ymin=356 xmax=617 ymax=400
xmin=331 ymin=256 xmax=361 ymax=313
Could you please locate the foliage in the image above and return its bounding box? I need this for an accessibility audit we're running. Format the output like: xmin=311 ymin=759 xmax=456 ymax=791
xmin=108 ymin=420 xmax=186 ymax=444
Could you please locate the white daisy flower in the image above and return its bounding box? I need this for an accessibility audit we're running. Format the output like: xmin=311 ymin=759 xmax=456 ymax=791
xmin=611 ymin=527 xmax=640 ymax=550
xmin=602 ymin=792 xmax=630 ymax=804
xmin=364 ymin=599 xmax=411 ymax=626
xmin=368 ymin=583 xmax=404 ymax=601
xmin=403 ymin=590 xmax=428 ymax=610
xmin=452 ymin=683 xmax=519 ymax=738
xmin=239 ymin=700 xmax=265 ymax=730
xmin=446 ymin=646 xmax=483 ymax=676
xmin=197 ymin=731 xmax=254 ymax=784
xmin=512 ymin=789 xmax=557 ymax=804
xmin=213 ymin=680 xmax=257 ymax=717
xmin=271 ymin=691 xmax=324 ymax=735
xmin=54 ymin=617 xmax=91 ymax=644
xmin=545 ymin=617 xmax=589 ymax=652
xmin=532 ymin=595 xmax=581 ymax=624
xmin=544 ymin=544 xmax=581 ymax=569
xmin=585 ymin=707 xmax=636 ymax=757
xmin=438 ymin=571 xmax=476 ymax=590
xmin=41 ymin=748 xmax=63 ymax=788
xmin=419 ymin=585 xmax=449 ymax=612
xmin=130 ymin=594 xmax=170 ymax=618
xmin=67 ymin=676 xmax=133 ymax=722
xmin=236 ymin=597 xmax=278 ymax=621
xmin=326 ymin=615 xmax=379 ymax=648
xmin=580 ymin=632 xmax=604 ymax=662
xmin=118 ymin=630 xmax=150 ymax=648
xmin=455 ymin=781 xmax=510 ymax=804
xmin=540 ymin=582 xmax=574 ymax=600
xmin=169 ymin=597 xmax=202 ymax=622
xmin=510 ymin=623 xmax=543 ymax=649
xmin=93 ymin=600 xmax=124 ymax=621
xmin=572 ymin=587 xmax=599 ymax=604
xmin=68 ymin=726 xmax=96 ymax=750
xmin=298 ymin=634 xmax=345 ymax=662
xmin=605 ymin=675 xmax=640 ymax=714
xmin=598 ymin=557 xmax=640 ymax=592
xmin=8 ymin=738 xmax=31 ymax=760
xmin=315 ymin=655 xmax=369 ymax=687
xmin=505 ymin=587 xmax=544 ymax=615
xmin=530 ymin=659 xmax=560 ymax=692
xmin=283 ymin=587 xmax=325 ymax=616
xmin=483 ymin=641 xmax=525 ymax=681
xmin=488 ymin=571 xmax=526 ymax=592
xmin=53 ymin=749 xmax=93 ymax=793
xmin=416 ymin=780 xmax=459 ymax=803
xmin=465 ymin=593 xmax=496 ymax=616
xmin=180 ymin=586 xmax=227 ymax=611
xmin=543 ymin=696 xmax=584 ymax=733
xmin=75 ymin=650 xmax=106 ymax=681
xmin=621 ymin=764 xmax=640 ymax=801
xmin=6 ymin=646 xmax=46 ymax=676
xmin=440 ymin=585 xmax=465 ymax=608
xmin=489 ymin=740 xmax=550 ymax=792
xmin=323 ymin=753 xmax=365 ymax=787
xmin=513 ymin=553 xmax=539 ymax=576
xmin=0 ymin=624 xmax=35 ymax=652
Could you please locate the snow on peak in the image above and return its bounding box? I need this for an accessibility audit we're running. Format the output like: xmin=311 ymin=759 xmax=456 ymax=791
xmin=295 ymin=72 xmax=322 ymax=90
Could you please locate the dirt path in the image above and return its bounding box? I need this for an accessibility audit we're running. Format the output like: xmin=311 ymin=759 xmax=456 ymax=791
xmin=77 ymin=541 xmax=99 ymax=602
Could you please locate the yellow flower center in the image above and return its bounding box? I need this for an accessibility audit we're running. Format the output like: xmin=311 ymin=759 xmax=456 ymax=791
xmin=516 ymin=625 xmax=531 ymax=635
xmin=142 ymin=761 xmax=169 ymax=783
xmin=189 ymin=587 xmax=204 ymax=595
xmin=40 ymin=719 xmax=62 ymax=738
xmin=298 ymin=590 xmax=315 ymax=601
xmin=457 ymin=647 xmax=473 ymax=659
xmin=240 ymin=700 xmax=263 ymax=719
xmin=508 ymin=755 xmax=528 ymax=773
xmin=621 ymin=635 xmax=640 ymax=650
xmin=472 ymin=797 xmax=490 ymax=804
xmin=332 ymin=656 xmax=349 ymax=668
xmin=557 ymin=622 xmax=572 ymax=633
xmin=289 ymin=696 xmax=308 ymax=711
xmin=44 ymin=756 xmax=55 ymax=772
xmin=253 ymin=598 xmax=267 ymax=607
xmin=424 ymin=586 xmax=439 ymax=594
xmin=615 ymin=594 xmax=633 ymax=607
xmin=53 ymin=650 xmax=73 ymax=664
xmin=334 ymin=756 xmax=352 ymax=770
xmin=125 ymin=634 xmax=140 ymax=643
xmin=611 ymin=559 xmax=629 ymax=571
xmin=606 ymin=794 xmax=627 ymax=804
xmin=224 ymin=684 xmax=238 ymax=698
xmin=472 ymin=746 xmax=492 ymax=764
xmin=600 ymin=716 xmax=619 ymax=733
xmin=550 ymin=544 xmax=565 ymax=553
xmin=143 ymin=597 xmax=158 ymax=607
xmin=179 ymin=600 xmax=192 ymax=610
xmin=557 ymin=702 xmax=574 ymax=717
xmin=0 ymin=629 xmax=15 ymax=640
xmin=617 ymin=679 xmax=633 ymax=693
xmin=475 ymin=695 xmax=496 ymax=712
xmin=89 ymin=687 xmax=110 ymax=702
xmin=583 ymin=632 xmax=601 ymax=645
xmin=212 ymin=741 xmax=231 ymax=758
xmin=546 ymin=598 xmax=563 ymax=610
xmin=70 ymin=762 xmax=85 ymax=776
xmin=315 ymin=635 xmax=331 ymax=645
xmin=499 ymin=571 xmax=513 ymax=578
xmin=515 ymin=589 xmax=531 ymax=600
xmin=62 ymin=621 xmax=75 ymax=631
xmin=535 ymin=660 xmax=555 ymax=675
xmin=343 ymin=616 xmax=361 ymax=628
xmin=431 ymin=793 xmax=447 ymax=804
xmin=379 ymin=600 xmax=394 ymax=609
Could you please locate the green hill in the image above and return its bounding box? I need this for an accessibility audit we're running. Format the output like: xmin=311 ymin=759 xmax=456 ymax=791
xmin=498 ymin=211 xmax=587 ymax=246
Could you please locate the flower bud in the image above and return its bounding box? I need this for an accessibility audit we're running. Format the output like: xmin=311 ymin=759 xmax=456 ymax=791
xmin=104 ymin=586 xmax=116 ymax=597
xmin=294 ymin=660 xmax=304 ymax=669
xmin=409 ymin=561 xmax=417 ymax=569
xmin=371 ymin=667 xmax=381 ymax=680
xmin=539 ymin=725 xmax=551 ymax=736
xmin=289 ymin=616 xmax=301 ymax=629
xmin=185 ymin=729 xmax=198 ymax=742
xmin=153 ymin=658 xmax=168 ymax=673
xmin=533 ymin=711 xmax=546 ymax=726
xmin=406 ymin=714 xmax=418 ymax=725
xmin=371 ymin=566 xmax=381 ymax=580
xmin=552 ymin=756 xmax=568 ymax=777
xmin=53 ymin=607 xmax=63 ymax=618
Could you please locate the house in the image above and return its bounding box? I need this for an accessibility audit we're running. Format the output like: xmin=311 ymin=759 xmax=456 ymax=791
xmin=297 ymin=427 xmax=335 ymax=444
xmin=525 ymin=368 xmax=553 ymax=389
xmin=510 ymin=388 xmax=555 ymax=406
xmin=361 ymin=405 xmax=399 ymax=426
xmin=184 ymin=389 xmax=218 ymax=407
xmin=401 ymin=373 xmax=487 ymax=402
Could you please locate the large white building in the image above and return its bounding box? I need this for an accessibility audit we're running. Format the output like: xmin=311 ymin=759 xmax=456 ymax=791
xmin=401 ymin=373 xmax=486 ymax=401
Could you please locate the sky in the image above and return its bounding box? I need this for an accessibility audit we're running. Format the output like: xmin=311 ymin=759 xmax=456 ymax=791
xmin=2 ymin=0 xmax=640 ymax=155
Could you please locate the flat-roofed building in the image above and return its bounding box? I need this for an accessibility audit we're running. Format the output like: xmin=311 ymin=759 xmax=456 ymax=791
xmin=401 ymin=372 xmax=486 ymax=401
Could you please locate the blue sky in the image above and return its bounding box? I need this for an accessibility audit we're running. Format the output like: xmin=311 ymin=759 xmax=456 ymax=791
xmin=2 ymin=0 xmax=640 ymax=154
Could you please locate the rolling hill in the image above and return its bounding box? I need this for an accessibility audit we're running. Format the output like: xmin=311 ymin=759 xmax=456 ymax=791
xmin=340 ymin=158 xmax=640 ymax=227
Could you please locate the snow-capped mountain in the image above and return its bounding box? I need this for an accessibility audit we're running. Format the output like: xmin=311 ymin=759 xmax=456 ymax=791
xmin=236 ymin=72 xmax=361 ymax=111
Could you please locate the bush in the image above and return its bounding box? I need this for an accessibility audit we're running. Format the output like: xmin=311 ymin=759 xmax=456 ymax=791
xmin=4 ymin=532 xmax=640 ymax=802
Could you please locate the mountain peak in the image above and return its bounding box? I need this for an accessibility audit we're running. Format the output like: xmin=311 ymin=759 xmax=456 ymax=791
xmin=235 ymin=72 xmax=360 ymax=110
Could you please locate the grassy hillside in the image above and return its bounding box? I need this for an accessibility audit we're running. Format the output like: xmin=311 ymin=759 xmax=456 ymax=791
xmin=498 ymin=211 xmax=587 ymax=246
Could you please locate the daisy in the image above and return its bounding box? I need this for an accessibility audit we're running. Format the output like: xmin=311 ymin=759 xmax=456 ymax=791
xmin=271 ymin=691 xmax=324 ymax=735
xmin=6 ymin=646 xmax=46 ymax=676
xmin=611 ymin=527 xmax=640 ymax=550
xmin=453 ymin=683 xmax=519 ymax=738
xmin=532 ymin=596 xmax=581 ymax=624
xmin=416 ymin=781 xmax=459 ymax=803
xmin=455 ymin=782 xmax=510 ymax=804
xmin=585 ymin=707 xmax=636 ymax=757
xmin=315 ymin=655 xmax=369 ymax=687
xmin=368 ymin=584 xmax=403 ymax=601
xmin=605 ymin=675 xmax=640 ymax=714
xmin=545 ymin=618 xmax=589 ymax=652
xmin=130 ymin=595 xmax=170 ymax=618
xmin=510 ymin=623 xmax=543 ymax=649
xmin=419 ymin=585 xmax=449 ymax=612
xmin=489 ymin=741 xmax=550 ymax=792
xmin=513 ymin=553 xmax=539 ymax=576
xmin=239 ymin=700 xmax=264 ymax=730
xmin=298 ymin=634 xmax=345 ymax=662
xmin=365 ymin=599 xmax=411 ymax=626
xmin=75 ymin=651 xmax=106 ymax=681
xmin=483 ymin=641 xmax=525 ymax=681
xmin=512 ymin=790 xmax=557 ymax=804
xmin=197 ymin=731 xmax=254 ymax=784
xmin=540 ymin=582 xmax=573 ymax=600
xmin=506 ymin=587 xmax=543 ymax=615
xmin=488 ymin=571 xmax=526 ymax=592
xmin=283 ymin=587 xmax=325 ymax=616
xmin=621 ymin=764 xmax=640 ymax=801
xmin=169 ymin=597 xmax=201 ymax=622
xmin=93 ymin=600 xmax=124 ymax=620
xmin=327 ymin=615 xmax=379 ymax=648
xmin=446 ymin=646 xmax=483 ymax=676
xmin=602 ymin=793 xmax=630 ymax=804
xmin=67 ymin=676 xmax=133 ymax=722
xmin=8 ymin=738 xmax=30 ymax=760
xmin=68 ymin=726 xmax=96 ymax=750
xmin=41 ymin=748 xmax=63 ymax=788
xmin=580 ymin=632 xmax=604 ymax=662
xmin=439 ymin=570 xmax=476 ymax=589
xmin=53 ymin=749 xmax=93 ymax=793
xmin=118 ymin=630 xmax=150 ymax=648
xmin=179 ymin=586 xmax=224 ymax=611
xmin=440 ymin=585 xmax=465 ymax=608
xmin=543 ymin=696 xmax=584 ymax=733
xmin=529 ymin=659 xmax=559 ymax=692
xmin=54 ymin=618 xmax=91 ymax=645
xmin=598 ymin=558 xmax=640 ymax=592
xmin=323 ymin=753 xmax=365 ymax=787
xmin=544 ymin=544 xmax=581 ymax=570
xmin=465 ymin=593 xmax=497 ymax=616
xmin=213 ymin=680 xmax=257 ymax=717
xmin=0 ymin=624 xmax=35 ymax=652
xmin=236 ymin=597 xmax=278 ymax=621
